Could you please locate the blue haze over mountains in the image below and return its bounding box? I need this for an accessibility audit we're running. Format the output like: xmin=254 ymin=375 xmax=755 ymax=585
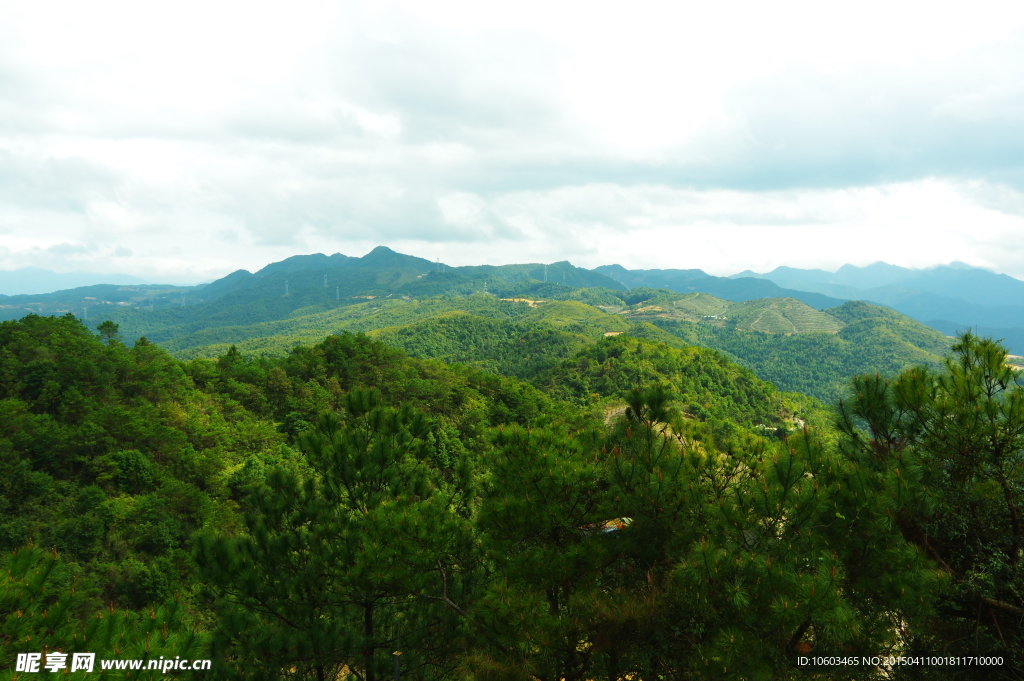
xmin=0 ymin=267 xmax=150 ymax=295
xmin=726 ymin=262 xmax=1024 ymax=354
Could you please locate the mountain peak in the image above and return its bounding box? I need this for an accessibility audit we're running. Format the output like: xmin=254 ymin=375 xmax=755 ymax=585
xmin=256 ymin=253 xmax=351 ymax=276
xmin=943 ymin=261 xmax=988 ymax=271
xmin=358 ymin=245 xmax=437 ymax=270
xmin=593 ymin=264 xmax=630 ymax=275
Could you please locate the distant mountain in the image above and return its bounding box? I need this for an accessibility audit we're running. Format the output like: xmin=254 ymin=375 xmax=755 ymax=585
xmin=592 ymin=264 xmax=711 ymax=288
xmin=0 ymin=247 xmax=626 ymax=346
xmin=592 ymin=265 xmax=845 ymax=310
xmin=0 ymin=282 xmax=199 ymax=322
xmin=733 ymin=262 xmax=918 ymax=290
xmin=925 ymin=321 xmax=1024 ymax=358
xmin=190 ymin=246 xmax=439 ymax=307
xmin=732 ymin=262 xmax=1024 ymax=352
xmin=737 ymin=262 xmax=1024 ymax=308
xmin=458 ymin=261 xmax=626 ymax=291
xmin=257 ymin=252 xmax=354 ymax=275
xmin=0 ymin=267 xmax=150 ymax=296
xmin=0 ymin=249 xmax=981 ymax=402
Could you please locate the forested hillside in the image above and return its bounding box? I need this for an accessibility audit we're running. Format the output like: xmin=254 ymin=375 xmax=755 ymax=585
xmin=652 ymin=301 xmax=951 ymax=403
xmin=3 ymin=313 xmax=1022 ymax=679
xmin=92 ymin=277 xmax=949 ymax=405
xmin=0 ymin=249 xmax=957 ymax=408
xmin=0 ymin=313 xmax=801 ymax=615
xmin=0 ymin=316 xmax=569 ymax=615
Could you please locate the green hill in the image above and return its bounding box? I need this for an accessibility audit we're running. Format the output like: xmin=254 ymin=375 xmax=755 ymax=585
xmin=519 ymin=300 xmax=632 ymax=336
xmin=369 ymin=312 xmax=590 ymax=378
xmin=156 ymin=284 xmax=950 ymax=407
xmin=0 ymin=314 xmax=591 ymax=614
xmin=163 ymin=294 xmax=534 ymax=357
xmin=614 ymin=291 xmax=845 ymax=333
xmin=651 ymin=301 xmax=951 ymax=404
xmin=533 ymin=335 xmax=792 ymax=428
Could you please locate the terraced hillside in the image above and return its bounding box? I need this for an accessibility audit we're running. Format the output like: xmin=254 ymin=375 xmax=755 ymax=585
xmin=724 ymin=298 xmax=845 ymax=333
xmin=653 ymin=301 xmax=952 ymax=403
xmin=614 ymin=290 xmax=845 ymax=333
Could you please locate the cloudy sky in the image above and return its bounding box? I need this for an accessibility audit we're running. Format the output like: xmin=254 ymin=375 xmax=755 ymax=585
xmin=3 ymin=0 xmax=1024 ymax=283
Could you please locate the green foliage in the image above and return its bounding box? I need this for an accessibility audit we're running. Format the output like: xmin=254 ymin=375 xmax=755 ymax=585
xmin=195 ymin=390 xmax=474 ymax=681
xmin=186 ymin=332 xmax=576 ymax=450
xmin=1 ymin=543 xmax=205 ymax=681
xmin=534 ymin=336 xmax=787 ymax=430
xmin=838 ymin=333 xmax=1024 ymax=674
xmin=461 ymin=385 xmax=942 ymax=679
xmin=371 ymin=312 xmax=589 ymax=378
xmin=620 ymin=287 xmax=672 ymax=306
xmin=652 ymin=303 xmax=950 ymax=404
xmin=9 ymin=308 xmax=1020 ymax=679
xmin=518 ymin=300 xmax=631 ymax=336
xmin=470 ymin=424 xmax=608 ymax=680
xmin=722 ymin=298 xmax=844 ymax=334
xmin=96 ymin=320 xmax=120 ymax=344
xmin=552 ymin=287 xmax=627 ymax=309
xmin=0 ymin=314 xmax=282 ymax=612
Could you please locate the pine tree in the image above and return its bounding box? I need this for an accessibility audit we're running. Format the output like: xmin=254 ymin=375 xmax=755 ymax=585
xmin=838 ymin=332 xmax=1024 ymax=674
xmin=602 ymin=385 xmax=940 ymax=679
xmin=469 ymin=424 xmax=608 ymax=681
xmin=1 ymin=542 xmax=204 ymax=681
xmin=195 ymin=388 xmax=473 ymax=681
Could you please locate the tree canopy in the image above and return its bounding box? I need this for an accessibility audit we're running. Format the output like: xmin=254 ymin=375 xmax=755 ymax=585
xmin=2 ymin=313 xmax=1022 ymax=679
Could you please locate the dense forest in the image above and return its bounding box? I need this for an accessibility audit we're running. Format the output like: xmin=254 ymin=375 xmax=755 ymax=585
xmin=3 ymin=311 xmax=1023 ymax=680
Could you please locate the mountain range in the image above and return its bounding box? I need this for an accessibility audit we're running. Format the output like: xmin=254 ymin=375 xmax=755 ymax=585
xmin=727 ymin=261 xmax=1024 ymax=352
xmin=12 ymin=254 xmax=1015 ymax=350
xmin=0 ymin=246 xmax=977 ymax=405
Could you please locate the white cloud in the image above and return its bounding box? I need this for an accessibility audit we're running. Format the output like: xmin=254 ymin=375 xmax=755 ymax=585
xmin=1 ymin=0 xmax=1024 ymax=282
xmin=388 ymin=179 xmax=1024 ymax=278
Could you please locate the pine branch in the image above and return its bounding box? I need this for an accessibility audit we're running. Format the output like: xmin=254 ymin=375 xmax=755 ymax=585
xmin=981 ymin=597 xmax=1024 ymax=617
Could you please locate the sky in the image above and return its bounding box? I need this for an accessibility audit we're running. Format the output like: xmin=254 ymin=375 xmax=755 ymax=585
xmin=3 ymin=0 xmax=1024 ymax=284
